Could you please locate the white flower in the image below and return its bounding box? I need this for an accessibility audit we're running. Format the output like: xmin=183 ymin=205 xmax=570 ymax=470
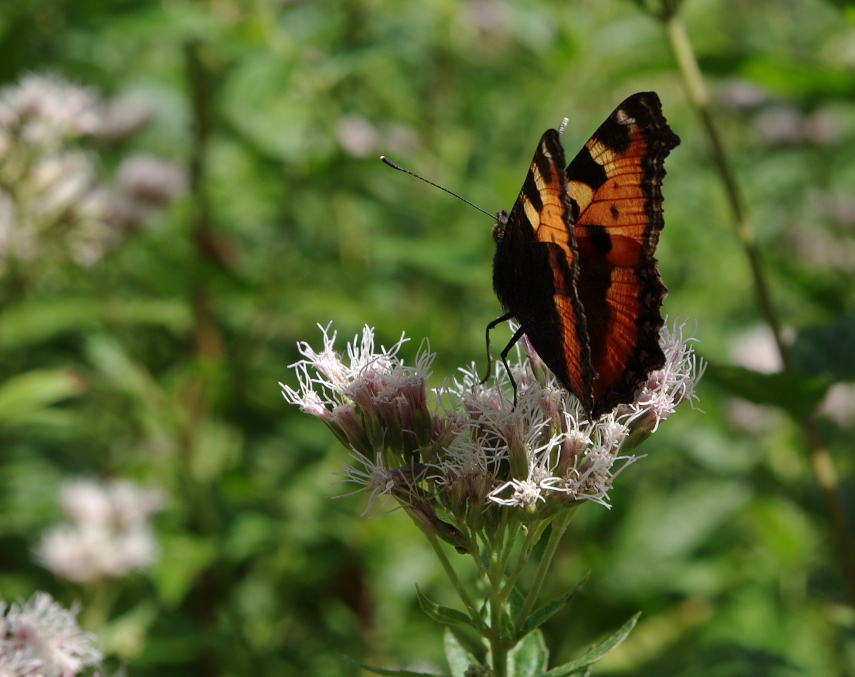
xmin=35 ymin=478 xmax=165 ymax=584
xmin=489 ymin=478 xmax=546 ymax=509
xmin=0 ymin=74 xmax=183 ymax=271
xmin=0 ymin=75 xmax=102 ymax=150
xmin=0 ymin=592 xmax=102 ymax=677
xmin=283 ymin=320 xmax=704 ymax=519
xmin=336 ymin=450 xmax=401 ymax=516
xmin=625 ymin=319 xmax=706 ymax=433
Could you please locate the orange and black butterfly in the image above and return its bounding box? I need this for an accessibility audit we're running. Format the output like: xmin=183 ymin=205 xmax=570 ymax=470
xmin=488 ymin=92 xmax=680 ymax=418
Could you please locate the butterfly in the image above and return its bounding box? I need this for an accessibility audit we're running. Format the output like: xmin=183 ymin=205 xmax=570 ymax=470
xmin=487 ymin=92 xmax=680 ymax=418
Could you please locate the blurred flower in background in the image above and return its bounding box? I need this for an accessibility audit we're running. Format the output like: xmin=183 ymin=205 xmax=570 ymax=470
xmin=0 ymin=74 xmax=186 ymax=270
xmin=35 ymin=478 xmax=165 ymax=585
xmin=0 ymin=592 xmax=102 ymax=677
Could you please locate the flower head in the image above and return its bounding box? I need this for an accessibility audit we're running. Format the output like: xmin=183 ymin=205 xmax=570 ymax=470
xmin=0 ymin=74 xmax=185 ymax=272
xmin=0 ymin=592 xmax=102 ymax=677
xmin=282 ymin=321 xmax=703 ymax=534
xmin=35 ymin=478 xmax=165 ymax=584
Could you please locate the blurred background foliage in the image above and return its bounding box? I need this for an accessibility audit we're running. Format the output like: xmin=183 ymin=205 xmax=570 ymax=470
xmin=0 ymin=0 xmax=854 ymax=675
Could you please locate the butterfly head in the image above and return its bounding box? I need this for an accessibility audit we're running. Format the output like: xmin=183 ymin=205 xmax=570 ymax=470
xmin=492 ymin=210 xmax=509 ymax=245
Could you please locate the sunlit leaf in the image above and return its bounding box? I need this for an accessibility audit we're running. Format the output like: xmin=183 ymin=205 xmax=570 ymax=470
xmin=444 ymin=629 xmax=479 ymax=677
xmin=0 ymin=369 xmax=85 ymax=428
xmin=540 ymin=612 xmax=641 ymax=676
xmin=509 ymin=629 xmax=548 ymax=677
xmin=416 ymin=586 xmax=477 ymax=629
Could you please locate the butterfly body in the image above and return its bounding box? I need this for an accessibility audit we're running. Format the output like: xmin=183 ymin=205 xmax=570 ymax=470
xmin=491 ymin=92 xmax=680 ymax=418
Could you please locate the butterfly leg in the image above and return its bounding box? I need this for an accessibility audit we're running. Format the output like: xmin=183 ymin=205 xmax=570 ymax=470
xmin=499 ymin=325 xmax=527 ymax=407
xmin=480 ymin=312 xmax=515 ymax=386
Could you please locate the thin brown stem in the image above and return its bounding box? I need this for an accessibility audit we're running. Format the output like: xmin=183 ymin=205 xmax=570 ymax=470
xmin=663 ymin=11 xmax=855 ymax=610
xmin=665 ymin=15 xmax=790 ymax=366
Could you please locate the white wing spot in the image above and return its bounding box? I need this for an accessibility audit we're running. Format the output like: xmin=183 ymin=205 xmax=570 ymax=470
xmin=615 ymin=109 xmax=637 ymax=126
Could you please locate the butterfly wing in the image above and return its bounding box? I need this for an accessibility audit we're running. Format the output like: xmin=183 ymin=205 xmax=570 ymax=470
xmin=565 ymin=92 xmax=680 ymax=417
xmin=492 ymin=130 xmax=595 ymax=413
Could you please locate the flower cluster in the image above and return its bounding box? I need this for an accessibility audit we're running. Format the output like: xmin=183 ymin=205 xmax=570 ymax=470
xmin=282 ymin=321 xmax=703 ymax=545
xmin=0 ymin=74 xmax=186 ymax=269
xmin=0 ymin=592 xmax=102 ymax=677
xmin=35 ymin=478 xmax=165 ymax=584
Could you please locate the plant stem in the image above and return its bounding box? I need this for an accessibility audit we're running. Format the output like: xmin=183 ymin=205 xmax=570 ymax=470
xmin=487 ymin=537 xmax=509 ymax=677
xmin=663 ymin=9 xmax=855 ymax=610
xmin=514 ymin=507 xmax=576 ymax=632
xmin=499 ymin=519 xmax=549 ymax=603
xmin=664 ymin=14 xmax=790 ymax=365
xmin=422 ymin=527 xmax=485 ymax=631
xmin=497 ymin=509 xmax=518 ymax=569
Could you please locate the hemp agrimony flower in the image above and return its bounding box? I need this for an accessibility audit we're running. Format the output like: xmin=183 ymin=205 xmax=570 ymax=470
xmin=0 ymin=74 xmax=186 ymax=270
xmin=281 ymin=320 xmax=703 ymax=675
xmin=0 ymin=592 xmax=102 ymax=677
xmin=35 ymin=478 xmax=165 ymax=584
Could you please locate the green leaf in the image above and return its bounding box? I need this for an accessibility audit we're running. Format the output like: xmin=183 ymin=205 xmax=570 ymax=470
xmin=506 ymin=586 xmax=525 ymax=619
xmin=0 ymin=369 xmax=85 ymax=428
xmin=519 ymin=572 xmax=590 ymax=638
xmin=0 ymin=298 xmax=191 ymax=350
xmin=444 ymin=629 xmax=479 ymax=677
xmin=416 ymin=586 xmax=477 ymax=629
xmin=0 ymin=298 xmax=101 ymax=349
xmin=499 ymin=602 xmax=516 ymax=643
xmin=509 ymin=629 xmax=548 ymax=677
xmin=738 ymin=54 xmax=855 ymax=98
xmin=338 ymin=652 xmax=450 ymax=677
xmin=703 ymin=363 xmax=830 ymax=419
xmin=541 ymin=612 xmax=641 ymax=676
xmin=792 ymin=316 xmax=855 ymax=380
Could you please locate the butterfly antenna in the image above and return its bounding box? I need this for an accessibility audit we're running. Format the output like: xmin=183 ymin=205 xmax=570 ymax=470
xmin=380 ymin=156 xmax=496 ymax=220
xmin=557 ymin=117 xmax=569 ymax=135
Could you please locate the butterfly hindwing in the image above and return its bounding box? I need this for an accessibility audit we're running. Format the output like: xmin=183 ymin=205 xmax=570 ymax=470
xmin=565 ymin=92 xmax=680 ymax=416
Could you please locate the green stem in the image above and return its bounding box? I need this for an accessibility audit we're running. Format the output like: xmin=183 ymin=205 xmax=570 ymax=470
xmin=664 ymin=14 xmax=790 ymax=366
xmin=422 ymin=527 xmax=485 ymax=631
xmin=470 ymin=529 xmax=493 ymax=587
xmin=514 ymin=507 xmax=575 ymax=632
xmin=499 ymin=519 xmax=549 ymax=603
xmin=487 ymin=540 xmax=509 ymax=677
xmin=497 ymin=510 xmax=520 ymax=572
xmin=662 ymin=9 xmax=855 ymax=611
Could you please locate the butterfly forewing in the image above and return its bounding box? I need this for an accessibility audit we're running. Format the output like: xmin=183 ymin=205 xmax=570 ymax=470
xmin=492 ymin=130 xmax=595 ymax=412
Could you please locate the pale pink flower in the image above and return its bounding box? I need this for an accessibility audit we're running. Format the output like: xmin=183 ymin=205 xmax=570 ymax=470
xmin=0 ymin=592 xmax=101 ymax=677
xmin=36 ymin=479 xmax=165 ymax=584
xmin=283 ymin=321 xmax=703 ymax=519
